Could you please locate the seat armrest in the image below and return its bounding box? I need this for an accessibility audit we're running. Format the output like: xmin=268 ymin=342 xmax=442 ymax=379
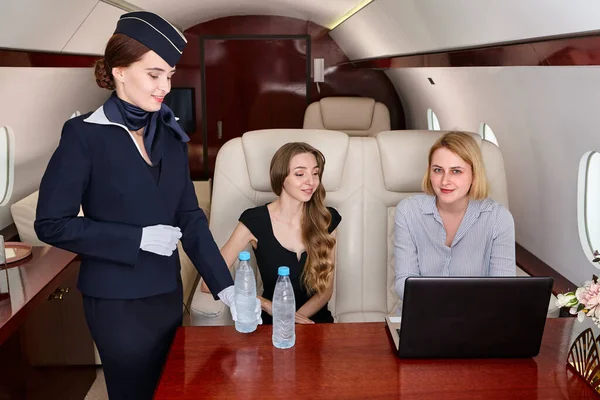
xmin=190 ymin=273 xmax=264 ymax=326
xmin=190 ymin=283 xmax=233 ymax=326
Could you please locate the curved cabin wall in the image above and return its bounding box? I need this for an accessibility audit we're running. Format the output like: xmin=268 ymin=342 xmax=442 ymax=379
xmin=330 ymin=1 xmax=600 ymax=60
xmin=327 ymin=1 xmax=600 ymax=286
xmin=385 ymin=65 xmax=600 ymax=288
xmin=0 ymin=67 xmax=109 ymax=229
xmin=0 ymin=0 xmax=124 ymax=230
xmin=0 ymin=1 xmax=123 ymax=55
xmin=310 ymin=0 xmax=600 ymax=290
xmin=172 ymin=15 xmax=404 ymax=179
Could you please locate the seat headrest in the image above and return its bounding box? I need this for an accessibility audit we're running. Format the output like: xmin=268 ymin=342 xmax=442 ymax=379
xmin=376 ymin=130 xmax=482 ymax=192
xmin=303 ymin=97 xmax=391 ymax=136
xmin=320 ymin=97 xmax=375 ymax=131
xmin=241 ymin=129 xmax=350 ymax=192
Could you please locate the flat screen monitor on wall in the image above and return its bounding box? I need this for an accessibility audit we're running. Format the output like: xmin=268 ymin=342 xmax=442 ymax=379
xmin=164 ymin=88 xmax=196 ymax=134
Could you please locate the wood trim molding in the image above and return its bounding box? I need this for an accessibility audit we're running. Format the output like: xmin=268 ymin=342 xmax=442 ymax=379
xmin=516 ymin=243 xmax=577 ymax=296
xmin=0 ymin=48 xmax=99 ymax=68
xmin=0 ymin=224 xmax=19 ymax=242
xmin=0 ymin=227 xmax=574 ymax=295
xmin=343 ymin=33 xmax=600 ymax=69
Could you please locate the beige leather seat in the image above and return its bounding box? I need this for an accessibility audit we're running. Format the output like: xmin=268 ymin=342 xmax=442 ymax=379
xmin=362 ymin=130 xmax=557 ymax=317
xmin=363 ymin=131 xmax=508 ymax=316
xmin=190 ymin=128 xmax=361 ymax=325
xmin=191 ymin=129 xmax=556 ymax=325
xmin=303 ymin=97 xmax=390 ymax=136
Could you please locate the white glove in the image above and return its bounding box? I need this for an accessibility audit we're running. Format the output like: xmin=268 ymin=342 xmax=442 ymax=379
xmin=140 ymin=224 xmax=182 ymax=256
xmin=218 ymin=285 xmax=262 ymax=325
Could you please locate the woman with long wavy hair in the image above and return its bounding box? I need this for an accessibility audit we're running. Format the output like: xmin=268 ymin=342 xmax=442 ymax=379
xmin=201 ymin=142 xmax=341 ymax=324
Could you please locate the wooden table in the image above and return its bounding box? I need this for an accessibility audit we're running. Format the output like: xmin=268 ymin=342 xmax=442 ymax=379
xmin=155 ymin=319 xmax=598 ymax=399
xmin=0 ymin=246 xmax=96 ymax=399
xmin=0 ymin=246 xmax=77 ymax=344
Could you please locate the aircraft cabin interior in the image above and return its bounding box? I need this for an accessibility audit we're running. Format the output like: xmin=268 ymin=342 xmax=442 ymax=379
xmin=1 ymin=0 xmax=600 ymax=399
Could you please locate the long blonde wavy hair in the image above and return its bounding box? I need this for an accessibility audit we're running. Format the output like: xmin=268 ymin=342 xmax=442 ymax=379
xmin=270 ymin=142 xmax=336 ymax=295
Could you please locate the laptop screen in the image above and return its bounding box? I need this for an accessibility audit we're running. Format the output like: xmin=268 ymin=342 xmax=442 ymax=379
xmin=386 ymin=276 xmax=553 ymax=358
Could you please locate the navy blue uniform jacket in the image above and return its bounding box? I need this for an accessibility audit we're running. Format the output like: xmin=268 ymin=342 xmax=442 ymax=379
xmin=34 ymin=106 xmax=233 ymax=300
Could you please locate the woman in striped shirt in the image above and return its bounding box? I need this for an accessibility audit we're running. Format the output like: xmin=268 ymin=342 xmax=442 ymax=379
xmin=393 ymin=131 xmax=516 ymax=301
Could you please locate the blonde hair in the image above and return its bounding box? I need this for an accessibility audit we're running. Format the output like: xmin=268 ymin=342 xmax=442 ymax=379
xmin=422 ymin=131 xmax=489 ymax=200
xmin=270 ymin=142 xmax=335 ymax=295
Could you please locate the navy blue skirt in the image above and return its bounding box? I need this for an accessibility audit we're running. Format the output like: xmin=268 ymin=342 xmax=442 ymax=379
xmin=83 ymin=281 xmax=183 ymax=400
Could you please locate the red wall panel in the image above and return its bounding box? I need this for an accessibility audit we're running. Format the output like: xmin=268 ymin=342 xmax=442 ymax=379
xmin=347 ymin=34 xmax=600 ymax=69
xmin=0 ymin=49 xmax=97 ymax=67
xmin=171 ymin=15 xmax=404 ymax=179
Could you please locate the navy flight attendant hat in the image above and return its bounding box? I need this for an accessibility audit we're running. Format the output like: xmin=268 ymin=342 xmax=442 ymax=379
xmin=113 ymin=11 xmax=187 ymax=67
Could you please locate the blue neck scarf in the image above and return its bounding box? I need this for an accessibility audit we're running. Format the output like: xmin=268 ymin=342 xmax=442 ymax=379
xmin=103 ymin=92 xmax=190 ymax=164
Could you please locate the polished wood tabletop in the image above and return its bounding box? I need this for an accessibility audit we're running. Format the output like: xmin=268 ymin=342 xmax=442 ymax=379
xmin=155 ymin=318 xmax=598 ymax=399
xmin=0 ymin=246 xmax=78 ymax=345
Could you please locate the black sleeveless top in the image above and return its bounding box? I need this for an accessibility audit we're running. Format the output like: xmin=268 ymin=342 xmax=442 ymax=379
xmin=239 ymin=205 xmax=342 ymax=324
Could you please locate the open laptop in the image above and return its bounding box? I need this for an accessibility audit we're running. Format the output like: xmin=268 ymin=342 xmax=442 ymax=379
xmin=385 ymin=276 xmax=554 ymax=358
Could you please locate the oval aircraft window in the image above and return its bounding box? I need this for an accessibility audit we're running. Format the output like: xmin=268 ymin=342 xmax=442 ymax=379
xmin=578 ymin=151 xmax=600 ymax=264
xmin=427 ymin=109 xmax=440 ymax=131
xmin=0 ymin=126 xmax=15 ymax=206
xmin=479 ymin=123 xmax=499 ymax=146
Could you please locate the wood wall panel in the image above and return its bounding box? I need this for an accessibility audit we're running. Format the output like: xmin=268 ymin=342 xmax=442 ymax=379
xmin=516 ymin=243 xmax=577 ymax=296
xmin=346 ymin=34 xmax=600 ymax=69
xmin=0 ymin=49 xmax=98 ymax=68
xmin=4 ymin=32 xmax=600 ymax=70
xmin=172 ymin=15 xmax=404 ymax=179
xmin=202 ymin=37 xmax=309 ymax=176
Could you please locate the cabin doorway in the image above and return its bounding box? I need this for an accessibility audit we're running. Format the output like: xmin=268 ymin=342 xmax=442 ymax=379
xmin=201 ymin=35 xmax=310 ymax=178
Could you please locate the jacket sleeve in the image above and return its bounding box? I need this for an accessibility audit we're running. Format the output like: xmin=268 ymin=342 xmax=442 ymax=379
xmin=176 ymin=144 xmax=234 ymax=299
xmin=34 ymin=120 xmax=142 ymax=266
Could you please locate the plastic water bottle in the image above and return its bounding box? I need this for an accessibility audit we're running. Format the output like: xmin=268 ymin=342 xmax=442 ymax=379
xmin=234 ymin=251 xmax=258 ymax=333
xmin=272 ymin=266 xmax=296 ymax=348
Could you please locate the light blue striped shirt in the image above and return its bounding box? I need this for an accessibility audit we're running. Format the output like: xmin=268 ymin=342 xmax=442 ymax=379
xmin=393 ymin=194 xmax=516 ymax=300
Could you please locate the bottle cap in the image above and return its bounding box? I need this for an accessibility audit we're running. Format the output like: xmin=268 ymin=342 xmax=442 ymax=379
xmin=239 ymin=251 xmax=251 ymax=261
xmin=278 ymin=266 xmax=290 ymax=276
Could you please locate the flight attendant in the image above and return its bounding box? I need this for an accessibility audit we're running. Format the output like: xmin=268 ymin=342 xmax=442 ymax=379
xmin=34 ymin=11 xmax=260 ymax=399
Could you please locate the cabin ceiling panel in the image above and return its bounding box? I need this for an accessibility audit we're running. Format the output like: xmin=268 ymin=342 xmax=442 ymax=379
xmin=378 ymin=0 xmax=600 ymax=55
xmin=331 ymin=0 xmax=600 ymax=61
xmin=63 ymin=2 xmax=125 ymax=55
xmin=127 ymin=0 xmax=365 ymax=30
xmin=0 ymin=0 xmax=97 ymax=52
xmin=329 ymin=1 xmax=414 ymax=60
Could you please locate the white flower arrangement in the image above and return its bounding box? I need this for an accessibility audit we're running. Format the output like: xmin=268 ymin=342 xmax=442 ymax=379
xmin=555 ymin=250 xmax=600 ymax=326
